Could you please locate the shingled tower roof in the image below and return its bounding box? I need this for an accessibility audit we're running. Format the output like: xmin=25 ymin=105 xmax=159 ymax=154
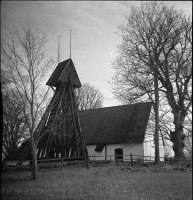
xmin=46 ymin=58 xmax=82 ymax=88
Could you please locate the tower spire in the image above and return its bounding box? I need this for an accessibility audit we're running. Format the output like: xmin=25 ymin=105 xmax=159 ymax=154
xmin=58 ymin=35 xmax=60 ymax=64
xmin=70 ymin=30 xmax=72 ymax=59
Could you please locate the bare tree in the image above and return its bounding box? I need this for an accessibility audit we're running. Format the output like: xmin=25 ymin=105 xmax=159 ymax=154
xmin=2 ymin=90 xmax=29 ymax=160
xmin=75 ymin=82 xmax=104 ymax=110
xmin=1 ymin=22 xmax=54 ymax=180
xmin=1 ymin=70 xmax=28 ymax=160
xmin=111 ymin=2 xmax=192 ymax=159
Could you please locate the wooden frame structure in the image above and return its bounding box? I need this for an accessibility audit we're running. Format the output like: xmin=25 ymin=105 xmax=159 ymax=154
xmin=17 ymin=59 xmax=89 ymax=166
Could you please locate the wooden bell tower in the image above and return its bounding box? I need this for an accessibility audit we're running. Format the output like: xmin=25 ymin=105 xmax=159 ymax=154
xmin=17 ymin=58 xmax=89 ymax=165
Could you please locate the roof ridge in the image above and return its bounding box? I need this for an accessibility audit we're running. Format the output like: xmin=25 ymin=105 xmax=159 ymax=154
xmin=79 ymin=102 xmax=152 ymax=112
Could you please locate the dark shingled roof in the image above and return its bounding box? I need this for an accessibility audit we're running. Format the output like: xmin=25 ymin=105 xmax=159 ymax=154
xmin=46 ymin=58 xmax=82 ymax=88
xmin=5 ymin=102 xmax=152 ymax=161
xmin=80 ymin=102 xmax=152 ymax=144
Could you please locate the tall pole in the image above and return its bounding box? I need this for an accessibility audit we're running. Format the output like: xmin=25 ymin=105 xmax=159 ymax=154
xmin=58 ymin=36 xmax=60 ymax=64
xmin=154 ymin=64 xmax=160 ymax=164
xmin=70 ymin=30 xmax=72 ymax=59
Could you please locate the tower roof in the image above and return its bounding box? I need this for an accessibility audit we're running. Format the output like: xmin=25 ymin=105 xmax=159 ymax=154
xmin=46 ymin=58 xmax=82 ymax=88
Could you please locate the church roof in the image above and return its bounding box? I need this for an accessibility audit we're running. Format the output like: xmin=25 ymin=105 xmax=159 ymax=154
xmin=46 ymin=58 xmax=82 ymax=88
xmin=80 ymin=102 xmax=152 ymax=144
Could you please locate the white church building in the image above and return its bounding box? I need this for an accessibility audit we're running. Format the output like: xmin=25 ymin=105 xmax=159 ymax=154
xmin=80 ymin=102 xmax=164 ymax=162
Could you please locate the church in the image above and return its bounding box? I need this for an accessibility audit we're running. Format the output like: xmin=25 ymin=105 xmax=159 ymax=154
xmin=5 ymin=59 xmax=164 ymax=164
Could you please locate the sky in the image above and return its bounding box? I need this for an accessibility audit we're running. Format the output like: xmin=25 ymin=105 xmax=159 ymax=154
xmin=1 ymin=1 xmax=192 ymax=107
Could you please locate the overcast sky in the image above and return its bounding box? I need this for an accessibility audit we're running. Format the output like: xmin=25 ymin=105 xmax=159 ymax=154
xmin=1 ymin=1 xmax=192 ymax=107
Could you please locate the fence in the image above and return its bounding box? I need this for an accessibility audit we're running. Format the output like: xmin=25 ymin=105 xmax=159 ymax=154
xmin=35 ymin=154 xmax=192 ymax=169
xmin=3 ymin=154 xmax=191 ymax=172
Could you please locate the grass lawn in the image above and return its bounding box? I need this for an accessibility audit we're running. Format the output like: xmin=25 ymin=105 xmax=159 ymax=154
xmin=1 ymin=166 xmax=192 ymax=200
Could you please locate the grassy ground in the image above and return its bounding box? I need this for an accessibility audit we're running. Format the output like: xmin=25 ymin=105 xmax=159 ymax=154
xmin=1 ymin=166 xmax=192 ymax=200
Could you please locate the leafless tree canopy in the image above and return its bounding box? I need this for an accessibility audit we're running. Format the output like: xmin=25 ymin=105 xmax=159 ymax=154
xmin=1 ymin=70 xmax=29 ymax=160
xmin=1 ymin=22 xmax=54 ymax=179
xmin=75 ymin=83 xmax=104 ymax=110
xmin=111 ymin=2 xmax=192 ymax=158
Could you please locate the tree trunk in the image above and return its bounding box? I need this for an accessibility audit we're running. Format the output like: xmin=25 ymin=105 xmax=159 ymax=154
xmin=171 ymin=112 xmax=186 ymax=159
xmin=31 ymin=137 xmax=37 ymax=180
xmin=154 ymin=67 xmax=160 ymax=164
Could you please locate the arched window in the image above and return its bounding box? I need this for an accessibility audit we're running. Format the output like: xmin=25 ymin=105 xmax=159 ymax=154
xmin=115 ymin=148 xmax=123 ymax=160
